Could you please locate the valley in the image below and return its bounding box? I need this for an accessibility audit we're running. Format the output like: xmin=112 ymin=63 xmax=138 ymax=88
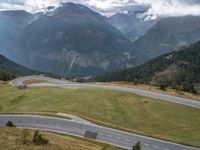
xmin=0 ymin=1 xmax=200 ymax=150
xmin=0 ymin=77 xmax=200 ymax=148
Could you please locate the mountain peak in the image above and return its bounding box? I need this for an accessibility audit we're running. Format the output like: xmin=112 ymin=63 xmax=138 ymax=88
xmin=57 ymin=2 xmax=94 ymax=14
xmin=0 ymin=10 xmax=32 ymax=18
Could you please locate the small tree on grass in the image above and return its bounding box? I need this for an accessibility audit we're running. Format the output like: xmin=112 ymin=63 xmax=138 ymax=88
xmin=133 ymin=79 xmax=138 ymax=85
xmin=6 ymin=121 xmax=16 ymax=127
xmin=159 ymin=84 xmax=166 ymax=91
xmin=132 ymin=142 xmax=141 ymax=150
xmin=32 ymin=130 xmax=49 ymax=145
xmin=102 ymin=146 xmax=108 ymax=150
xmin=126 ymin=74 xmax=135 ymax=84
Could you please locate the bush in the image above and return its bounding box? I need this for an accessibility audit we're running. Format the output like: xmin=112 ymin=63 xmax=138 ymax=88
xmin=132 ymin=142 xmax=141 ymax=150
xmin=182 ymin=83 xmax=197 ymax=94
xmin=32 ymin=130 xmax=49 ymax=145
xmin=175 ymin=84 xmax=184 ymax=91
xmin=102 ymin=146 xmax=108 ymax=150
xmin=133 ymin=79 xmax=138 ymax=85
xmin=126 ymin=74 xmax=133 ymax=83
xmin=6 ymin=121 xmax=16 ymax=127
xmin=159 ymin=84 xmax=166 ymax=91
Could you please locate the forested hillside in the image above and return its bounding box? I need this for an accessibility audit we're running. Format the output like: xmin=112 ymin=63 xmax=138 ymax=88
xmin=95 ymin=41 xmax=200 ymax=93
xmin=131 ymin=16 xmax=200 ymax=64
xmin=0 ymin=55 xmax=40 ymax=81
xmin=0 ymin=55 xmax=60 ymax=81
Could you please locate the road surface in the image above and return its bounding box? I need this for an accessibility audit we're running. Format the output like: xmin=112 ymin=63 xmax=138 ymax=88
xmin=10 ymin=76 xmax=200 ymax=109
xmin=0 ymin=115 xmax=199 ymax=150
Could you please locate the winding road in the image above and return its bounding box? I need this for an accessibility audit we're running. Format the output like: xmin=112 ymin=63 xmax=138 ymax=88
xmin=0 ymin=114 xmax=199 ymax=150
xmin=1 ymin=76 xmax=199 ymax=150
xmin=10 ymin=76 xmax=200 ymax=109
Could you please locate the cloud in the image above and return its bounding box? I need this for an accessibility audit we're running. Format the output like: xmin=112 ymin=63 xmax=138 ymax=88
xmin=0 ymin=0 xmax=62 ymax=12
xmin=134 ymin=0 xmax=200 ymax=18
xmin=83 ymin=0 xmax=144 ymax=16
xmin=0 ymin=0 xmax=200 ymax=18
xmin=24 ymin=0 xmax=62 ymax=12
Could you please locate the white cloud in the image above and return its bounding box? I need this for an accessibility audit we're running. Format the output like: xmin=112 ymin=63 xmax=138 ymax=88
xmin=0 ymin=0 xmax=200 ymax=18
xmin=0 ymin=2 xmax=25 ymax=11
xmin=24 ymin=0 xmax=62 ymax=13
xmin=85 ymin=0 xmax=132 ymax=10
xmin=134 ymin=0 xmax=200 ymax=18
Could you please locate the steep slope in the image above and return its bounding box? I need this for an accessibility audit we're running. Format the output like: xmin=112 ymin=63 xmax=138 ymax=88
xmin=0 ymin=10 xmax=40 ymax=62
xmin=19 ymin=3 xmax=131 ymax=76
xmin=0 ymin=55 xmax=41 ymax=80
xmin=131 ymin=16 xmax=200 ymax=64
xmin=0 ymin=10 xmax=34 ymax=27
xmin=108 ymin=11 xmax=157 ymax=41
xmin=0 ymin=15 xmax=21 ymax=61
xmin=96 ymin=41 xmax=200 ymax=91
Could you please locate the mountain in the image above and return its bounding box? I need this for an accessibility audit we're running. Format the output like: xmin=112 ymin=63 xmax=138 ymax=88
xmin=0 ymin=14 xmax=21 ymax=61
xmin=0 ymin=10 xmax=34 ymax=27
xmin=95 ymin=41 xmax=200 ymax=92
xmin=131 ymin=16 xmax=200 ymax=64
xmin=108 ymin=11 xmax=158 ymax=41
xmin=0 ymin=55 xmax=40 ymax=81
xmin=1 ymin=3 xmax=200 ymax=78
xmin=17 ymin=3 xmax=132 ymax=76
xmin=0 ymin=55 xmax=60 ymax=81
xmin=0 ymin=10 xmax=41 ymax=62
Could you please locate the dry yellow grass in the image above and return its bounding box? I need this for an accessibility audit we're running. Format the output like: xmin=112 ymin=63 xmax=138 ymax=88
xmin=22 ymin=79 xmax=200 ymax=101
xmin=23 ymin=79 xmax=50 ymax=85
xmin=101 ymin=82 xmax=200 ymax=101
xmin=0 ymin=80 xmax=6 ymax=85
xmin=0 ymin=127 xmax=123 ymax=150
xmin=1 ymin=84 xmax=200 ymax=147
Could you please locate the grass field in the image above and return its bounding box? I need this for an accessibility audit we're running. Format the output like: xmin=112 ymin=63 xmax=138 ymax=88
xmin=23 ymin=79 xmax=51 ymax=85
xmin=0 ymin=84 xmax=200 ymax=147
xmin=101 ymin=82 xmax=200 ymax=101
xmin=0 ymin=127 xmax=122 ymax=150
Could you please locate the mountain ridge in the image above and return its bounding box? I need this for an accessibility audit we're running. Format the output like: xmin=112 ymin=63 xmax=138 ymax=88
xmin=95 ymin=40 xmax=200 ymax=93
xmin=131 ymin=16 xmax=200 ymax=64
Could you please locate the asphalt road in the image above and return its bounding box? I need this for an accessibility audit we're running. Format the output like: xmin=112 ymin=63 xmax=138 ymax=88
xmin=7 ymin=76 xmax=200 ymax=149
xmin=0 ymin=115 xmax=199 ymax=150
xmin=10 ymin=76 xmax=200 ymax=109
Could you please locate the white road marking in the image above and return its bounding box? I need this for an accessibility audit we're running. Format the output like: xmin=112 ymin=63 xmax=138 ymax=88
xmin=125 ymin=139 xmax=131 ymax=142
xmin=153 ymin=145 xmax=159 ymax=149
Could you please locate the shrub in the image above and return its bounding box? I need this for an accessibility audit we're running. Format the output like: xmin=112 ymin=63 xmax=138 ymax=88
xmin=182 ymin=83 xmax=197 ymax=94
xmin=133 ymin=79 xmax=138 ymax=85
xmin=159 ymin=84 xmax=166 ymax=91
xmin=132 ymin=142 xmax=141 ymax=150
xmin=126 ymin=74 xmax=133 ymax=83
xmin=175 ymin=84 xmax=184 ymax=91
xmin=32 ymin=130 xmax=49 ymax=145
xmin=6 ymin=121 xmax=16 ymax=127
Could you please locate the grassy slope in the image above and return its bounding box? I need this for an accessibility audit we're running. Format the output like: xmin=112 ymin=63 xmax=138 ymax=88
xmin=0 ymin=84 xmax=200 ymax=147
xmin=23 ymin=79 xmax=51 ymax=85
xmin=101 ymin=82 xmax=200 ymax=101
xmin=0 ymin=127 xmax=122 ymax=150
xmin=23 ymin=79 xmax=200 ymax=101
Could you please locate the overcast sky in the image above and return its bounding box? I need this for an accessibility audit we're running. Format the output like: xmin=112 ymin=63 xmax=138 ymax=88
xmin=0 ymin=0 xmax=200 ymax=17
